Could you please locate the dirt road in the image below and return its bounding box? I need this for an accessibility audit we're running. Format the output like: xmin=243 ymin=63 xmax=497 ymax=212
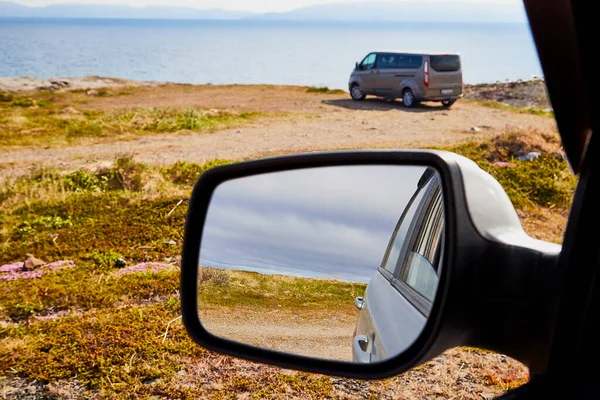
xmin=200 ymin=307 xmax=357 ymax=362
xmin=1 ymin=83 xmax=557 ymax=178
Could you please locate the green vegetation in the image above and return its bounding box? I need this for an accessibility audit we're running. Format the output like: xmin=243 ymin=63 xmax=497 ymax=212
xmin=0 ymin=267 xmax=178 ymax=320
xmin=0 ymin=192 xmax=187 ymax=265
xmin=306 ymin=86 xmax=345 ymax=95
xmin=199 ymin=269 xmax=366 ymax=310
xmin=439 ymin=129 xmax=576 ymax=209
xmin=0 ymin=92 xmax=14 ymax=102
xmin=10 ymin=98 xmax=34 ymax=108
xmin=0 ymin=94 xmax=266 ymax=147
xmin=1 ymin=302 xmax=204 ymax=390
xmin=162 ymin=159 xmax=233 ymax=185
xmin=0 ymin=126 xmax=575 ymax=397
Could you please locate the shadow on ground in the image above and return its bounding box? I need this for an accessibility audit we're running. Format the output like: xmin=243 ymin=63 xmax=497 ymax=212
xmin=324 ymin=98 xmax=449 ymax=112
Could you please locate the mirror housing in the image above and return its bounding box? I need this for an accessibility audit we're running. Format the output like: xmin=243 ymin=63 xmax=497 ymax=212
xmin=181 ymin=150 xmax=561 ymax=380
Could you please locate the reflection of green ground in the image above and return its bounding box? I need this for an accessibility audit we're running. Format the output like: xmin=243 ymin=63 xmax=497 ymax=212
xmin=198 ymin=268 xmax=366 ymax=309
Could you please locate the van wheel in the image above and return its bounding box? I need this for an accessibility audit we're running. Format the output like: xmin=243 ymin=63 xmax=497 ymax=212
xmin=442 ymin=99 xmax=456 ymax=108
xmin=402 ymin=89 xmax=416 ymax=108
xmin=350 ymin=84 xmax=366 ymax=101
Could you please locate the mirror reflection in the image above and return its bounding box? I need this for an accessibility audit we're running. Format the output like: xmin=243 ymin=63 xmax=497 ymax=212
xmin=198 ymin=165 xmax=444 ymax=363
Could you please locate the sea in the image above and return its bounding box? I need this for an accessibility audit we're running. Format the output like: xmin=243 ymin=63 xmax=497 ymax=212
xmin=0 ymin=18 xmax=543 ymax=88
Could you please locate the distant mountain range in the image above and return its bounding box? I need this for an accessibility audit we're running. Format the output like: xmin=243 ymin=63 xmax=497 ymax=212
xmin=0 ymin=1 xmax=257 ymax=20
xmin=0 ymin=1 xmax=527 ymax=23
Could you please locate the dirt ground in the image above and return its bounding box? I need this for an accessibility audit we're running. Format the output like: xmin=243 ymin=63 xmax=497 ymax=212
xmin=0 ymin=79 xmax=548 ymax=399
xmin=0 ymin=82 xmax=557 ymax=179
xmin=200 ymin=307 xmax=356 ymax=362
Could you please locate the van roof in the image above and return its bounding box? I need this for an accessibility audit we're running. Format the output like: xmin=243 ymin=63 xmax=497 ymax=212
xmin=372 ymin=50 xmax=461 ymax=56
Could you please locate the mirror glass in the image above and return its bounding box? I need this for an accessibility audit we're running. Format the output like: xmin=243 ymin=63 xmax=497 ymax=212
xmin=197 ymin=165 xmax=445 ymax=363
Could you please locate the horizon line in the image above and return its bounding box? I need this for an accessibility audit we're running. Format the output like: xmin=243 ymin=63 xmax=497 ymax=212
xmin=0 ymin=16 xmax=528 ymax=23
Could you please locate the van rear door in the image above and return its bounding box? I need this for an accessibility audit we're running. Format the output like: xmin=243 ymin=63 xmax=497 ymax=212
xmin=427 ymin=55 xmax=463 ymax=97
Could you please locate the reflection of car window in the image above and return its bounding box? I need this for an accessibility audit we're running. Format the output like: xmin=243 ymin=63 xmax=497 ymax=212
xmin=398 ymin=178 xmax=444 ymax=301
xmin=403 ymin=252 xmax=438 ymax=302
xmin=381 ymin=183 xmax=429 ymax=274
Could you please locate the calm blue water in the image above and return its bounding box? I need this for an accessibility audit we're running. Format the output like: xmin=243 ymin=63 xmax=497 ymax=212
xmin=0 ymin=18 xmax=542 ymax=88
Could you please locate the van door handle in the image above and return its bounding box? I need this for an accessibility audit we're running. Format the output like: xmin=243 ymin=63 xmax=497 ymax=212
xmin=353 ymin=335 xmax=371 ymax=363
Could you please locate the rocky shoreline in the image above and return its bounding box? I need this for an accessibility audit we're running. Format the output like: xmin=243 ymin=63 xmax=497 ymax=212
xmin=464 ymin=78 xmax=550 ymax=110
xmin=0 ymin=75 xmax=164 ymax=93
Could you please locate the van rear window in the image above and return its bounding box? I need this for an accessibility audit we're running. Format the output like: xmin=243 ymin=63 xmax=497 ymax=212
xmin=430 ymin=55 xmax=461 ymax=72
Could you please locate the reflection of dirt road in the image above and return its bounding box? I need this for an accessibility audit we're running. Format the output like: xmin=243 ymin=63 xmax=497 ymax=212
xmin=200 ymin=307 xmax=356 ymax=362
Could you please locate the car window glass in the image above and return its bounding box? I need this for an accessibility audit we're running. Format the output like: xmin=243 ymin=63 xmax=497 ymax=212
xmin=379 ymin=54 xmax=397 ymax=69
xmin=380 ymin=182 xmax=429 ymax=274
xmin=394 ymin=55 xmax=423 ymax=69
xmin=403 ymin=252 xmax=438 ymax=301
xmin=399 ymin=181 xmax=444 ymax=299
xmin=361 ymin=53 xmax=377 ymax=70
xmin=430 ymin=55 xmax=461 ymax=72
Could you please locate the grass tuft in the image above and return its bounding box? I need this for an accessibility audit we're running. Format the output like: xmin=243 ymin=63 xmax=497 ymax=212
xmin=11 ymin=99 xmax=34 ymax=108
xmin=0 ymin=103 xmax=266 ymax=147
xmin=161 ymin=159 xmax=233 ymax=185
xmin=306 ymin=86 xmax=345 ymax=95
xmin=0 ymin=92 xmax=14 ymax=102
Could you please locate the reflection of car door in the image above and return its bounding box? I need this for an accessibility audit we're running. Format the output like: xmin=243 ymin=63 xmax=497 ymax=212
xmin=356 ymin=53 xmax=379 ymax=94
xmin=353 ymin=170 xmax=444 ymax=363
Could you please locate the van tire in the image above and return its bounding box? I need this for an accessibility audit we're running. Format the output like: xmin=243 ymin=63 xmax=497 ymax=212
xmin=350 ymin=84 xmax=366 ymax=101
xmin=442 ymin=99 xmax=456 ymax=108
xmin=402 ymin=89 xmax=417 ymax=108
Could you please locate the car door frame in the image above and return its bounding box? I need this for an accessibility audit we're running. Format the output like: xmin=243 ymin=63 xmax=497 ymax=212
xmin=374 ymin=53 xmax=398 ymax=97
xmin=355 ymin=52 xmax=380 ymax=94
xmin=388 ymin=173 xmax=443 ymax=316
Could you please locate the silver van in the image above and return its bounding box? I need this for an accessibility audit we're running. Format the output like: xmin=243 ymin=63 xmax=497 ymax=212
xmin=348 ymin=51 xmax=463 ymax=108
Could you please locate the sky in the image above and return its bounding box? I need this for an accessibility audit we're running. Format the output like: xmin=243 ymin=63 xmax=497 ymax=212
xmin=199 ymin=165 xmax=438 ymax=283
xmin=13 ymin=0 xmax=522 ymax=13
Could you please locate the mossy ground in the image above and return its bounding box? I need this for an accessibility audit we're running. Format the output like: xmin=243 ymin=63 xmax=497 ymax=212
xmin=0 ymin=90 xmax=266 ymax=148
xmin=306 ymin=86 xmax=346 ymax=95
xmin=0 ymin=96 xmax=574 ymax=398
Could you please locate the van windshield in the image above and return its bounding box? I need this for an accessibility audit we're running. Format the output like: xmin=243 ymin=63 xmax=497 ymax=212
xmin=430 ymin=55 xmax=461 ymax=72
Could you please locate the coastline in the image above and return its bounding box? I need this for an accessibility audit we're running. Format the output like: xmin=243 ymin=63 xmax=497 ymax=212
xmin=0 ymin=75 xmax=551 ymax=110
xmin=0 ymin=75 xmax=166 ymax=93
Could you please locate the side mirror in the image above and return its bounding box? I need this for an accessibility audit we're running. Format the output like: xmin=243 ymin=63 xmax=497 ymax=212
xmin=180 ymin=150 xmax=561 ymax=380
xmin=355 ymin=61 xmax=360 ymax=70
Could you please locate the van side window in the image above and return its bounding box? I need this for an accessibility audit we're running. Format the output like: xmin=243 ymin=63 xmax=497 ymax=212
xmin=360 ymin=53 xmax=377 ymax=70
xmin=395 ymin=55 xmax=423 ymax=69
xmin=378 ymin=54 xmax=397 ymax=69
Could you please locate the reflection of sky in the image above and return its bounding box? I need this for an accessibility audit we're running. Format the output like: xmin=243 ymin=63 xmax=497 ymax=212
xmin=200 ymin=165 xmax=427 ymax=282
